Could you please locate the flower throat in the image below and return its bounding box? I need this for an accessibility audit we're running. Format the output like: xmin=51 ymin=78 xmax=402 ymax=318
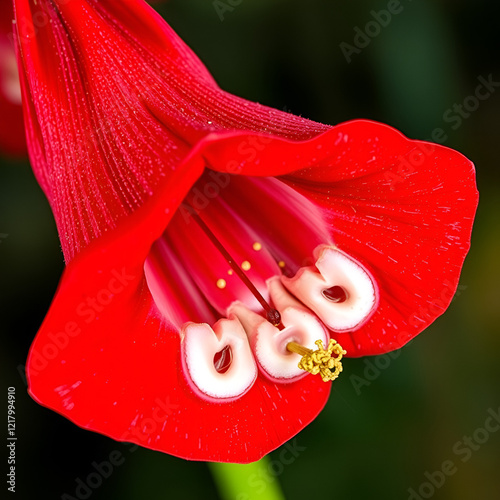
xmin=144 ymin=173 xmax=378 ymax=401
xmin=183 ymin=201 xmax=283 ymax=328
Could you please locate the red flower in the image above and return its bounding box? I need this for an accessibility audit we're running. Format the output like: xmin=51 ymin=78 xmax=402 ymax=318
xmin=0 ymin=0 xmax=25 ymax=156
xmin=14 ymin=0 xmax=478 ymax=463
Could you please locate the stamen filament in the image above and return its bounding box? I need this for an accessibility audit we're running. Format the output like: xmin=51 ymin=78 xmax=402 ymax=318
xmin=286 ymin=342 xmax=312 ymax=357
xmin=286 ymin=339 xmax=346 ymax=382
xmin=184 ymin=202 xmax=281 ymax=326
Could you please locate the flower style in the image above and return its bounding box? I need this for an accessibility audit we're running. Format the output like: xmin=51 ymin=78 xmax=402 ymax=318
xmin=14 ymin=0 xmax=478 ymax=463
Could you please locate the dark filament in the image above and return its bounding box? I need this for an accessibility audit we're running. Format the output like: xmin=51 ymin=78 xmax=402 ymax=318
xmin=185 ymin=202 xmax=282 ymax=327
xmin=266 ymin=308 xmax=282 ymax=327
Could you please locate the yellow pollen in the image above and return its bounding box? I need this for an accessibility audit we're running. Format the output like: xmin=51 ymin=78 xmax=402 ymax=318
xmin=241 ymin=261 xmax=251 ymax=271
xmin=253 ymin=242 xmax=262 ymax=251
xmin=216 ymin=279 xmax=227 ymax=289
xmin=286 ymin=339 xmax=346 ymax=382
xmin=278 ymin=261 xmax=286 ymax=268
xmin=227 ymin=270 xmax=234 ymax=276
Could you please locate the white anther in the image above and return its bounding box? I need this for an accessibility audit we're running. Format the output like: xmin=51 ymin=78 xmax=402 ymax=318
xmin=281 ymin=245 xmax=377 ymax=331
xmin=229 ymin=280 xmax=329 ymax=383
xmin=181 ymin=317 xmax=257 ymax=401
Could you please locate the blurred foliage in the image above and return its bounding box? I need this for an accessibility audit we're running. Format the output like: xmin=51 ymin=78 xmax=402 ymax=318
xmin=1 ymin=0 xmax=499 ymax=499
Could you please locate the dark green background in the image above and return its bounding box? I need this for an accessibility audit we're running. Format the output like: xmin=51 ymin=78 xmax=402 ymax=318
xmin=1 ymin=0 xmax=499 ymax=498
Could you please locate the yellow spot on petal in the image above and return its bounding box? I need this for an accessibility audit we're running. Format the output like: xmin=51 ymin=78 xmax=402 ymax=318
xmin=253 ymin=242 xmax=262 ymax=251
xmin=241 ymin=261 xmax=251 ymax=271
xmin=227 ymin=270 xmax=233 ymax=276
xmin=216 ymin=279 xmax=227 ymax=289
xmin=278 ymin=261 xmax=286 ymax=268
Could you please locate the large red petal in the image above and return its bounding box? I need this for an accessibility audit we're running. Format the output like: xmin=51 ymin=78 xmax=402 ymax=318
xmin=27 ymin=123 xmax=477 ymax=461
xmin=14 ymin=0 xmax=328 ymax=260
xmin=283 ymin=121 xmax=479 ymax=356
xmin=187 ymin=121 xmax=478 ymax=356
xmin=27 ymin=140 xmax=330 ymax=463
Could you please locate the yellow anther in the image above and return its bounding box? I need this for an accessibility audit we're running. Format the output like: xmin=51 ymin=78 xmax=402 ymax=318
xmin=253 ymin=242 xmax=262 ymax=251
xmin=241 ymin=261 xmax=251 ymax=271
xmin=278 ymin=261 xmax=286 ymax=268
xmin=216 ymin=279 xmax=227 ymax=289
xmin=286 ymin=339 xmax=346 ymax=382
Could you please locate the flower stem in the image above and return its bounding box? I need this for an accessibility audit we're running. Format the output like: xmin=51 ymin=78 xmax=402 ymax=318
xmin=208 ymin=457 xmax=286 ymax=500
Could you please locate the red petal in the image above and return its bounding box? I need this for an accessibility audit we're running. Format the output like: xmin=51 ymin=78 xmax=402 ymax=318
xmin=17 ymin=0 xmax=477 ymax=463
xmin=197 ymin=121 xmax=478 ymax=355
xmin=27 ymin=122 xmax=477 ymax=461
xmin=283 ymin=121 xmax=479 ymax=355
xmin=14 ymin=0 xmax=328 ymax=260
xmin=27 ymin=148 xmax=330 ymax=462
xmin=0 ymin=1 xmax=26 ymax=156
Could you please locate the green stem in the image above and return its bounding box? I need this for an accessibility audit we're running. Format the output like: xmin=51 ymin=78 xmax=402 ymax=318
xmin=208 ymin=457 xmax=286 ymax=500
